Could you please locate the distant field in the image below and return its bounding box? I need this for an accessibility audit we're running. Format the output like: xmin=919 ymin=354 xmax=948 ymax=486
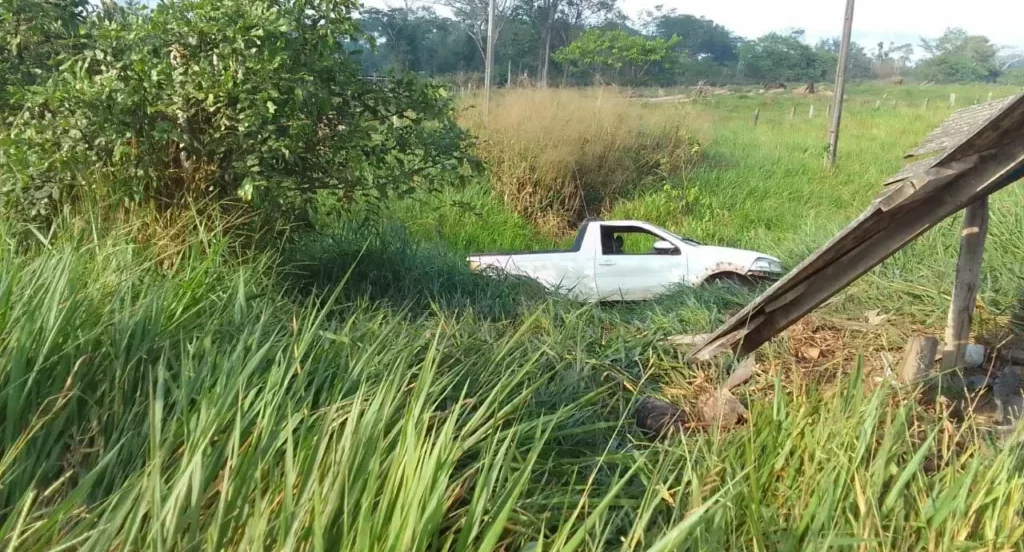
xmin=4 ymin=82 xmax=1024 ymax=550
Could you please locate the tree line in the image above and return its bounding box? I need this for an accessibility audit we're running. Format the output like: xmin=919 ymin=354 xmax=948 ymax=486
xmin=357 ymin=3 xmax=1024 ymax=87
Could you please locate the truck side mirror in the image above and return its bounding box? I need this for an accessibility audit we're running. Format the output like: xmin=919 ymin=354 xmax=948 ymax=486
xmin=653 ymin=240 xmax=678 ymax=255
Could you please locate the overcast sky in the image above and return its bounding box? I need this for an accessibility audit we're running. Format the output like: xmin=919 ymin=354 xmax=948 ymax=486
xmin=366 ymin=0 xmax=1024 ymax=55
xmin=619 ymin=0 xmax=1024 ymax=53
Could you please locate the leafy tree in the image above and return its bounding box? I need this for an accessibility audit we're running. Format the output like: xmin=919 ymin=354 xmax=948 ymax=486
xmin=554 ymin=29 xmax=678 ymax=85
xmin=998 ymin=67 xmax=1024 ymax=86
xmin=917 ymin=28 xmax=999 ymax=82
xmin=738 ymin=32 xmax=823 ymax=83
xmin=1 ymin=0 xmax=475 ymax=223
xmin=440 ymin=0 xmax=514 ymax=69
xmin=815 ymin=38 xmax=873 ymax=81
xmin=358 ymin=7 xmax=479 ymax=74
xmin=649 ymin=12 xmax=739 ymax=65
xmin=0 ymin=0 xmax=88 ymax=110
xmin=871 ymin=41 xmax=914 ymax=79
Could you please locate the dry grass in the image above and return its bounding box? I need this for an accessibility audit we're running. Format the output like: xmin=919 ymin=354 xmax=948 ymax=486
xmin=460 ymin=88 xmax=710 ymax=230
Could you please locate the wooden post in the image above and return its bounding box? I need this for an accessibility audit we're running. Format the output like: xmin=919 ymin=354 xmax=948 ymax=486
xmin=789 ymin=106 xmax=797 ymax=119
xmin=900 ymin=336 xmax=939 ymax=384
xmin=809 ymin=105 xmax=815 ymax=118
xmin=874 ymin=100 xmax=881 ymax=110
xmin=942 ymin=197 xmax=990 ymax=370
xmin=826 ymin=0 xmax=856 ymax=168
xmin=924 ymin=98 xmax=930 ymax=110
xmin=753 ymin=108 xmax=760 ymax=126
xmin=950 ymin=93 xmax=957 ymax=107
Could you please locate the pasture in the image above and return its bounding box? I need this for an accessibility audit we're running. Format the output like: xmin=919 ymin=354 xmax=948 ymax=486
xmin=3 ymin=82 xmax=1024 ymax=551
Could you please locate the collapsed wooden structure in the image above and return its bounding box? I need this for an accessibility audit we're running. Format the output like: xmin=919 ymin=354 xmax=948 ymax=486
xmin=690 ymin=91 xmax=1024 ymax=364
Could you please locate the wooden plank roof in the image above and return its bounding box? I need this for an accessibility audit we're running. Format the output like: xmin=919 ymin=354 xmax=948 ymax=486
xmin=689 ymin=91 xmax=1024 ymax=362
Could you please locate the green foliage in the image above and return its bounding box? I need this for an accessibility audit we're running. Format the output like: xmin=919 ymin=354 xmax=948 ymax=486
xmin=5 ymin=83 xmax=1024 ymax=552
xmin=554 ymin=29 xmax=679 ymax=85
xmin=738 ymin=32 xmax=825 ymax=83
xmin=998 ymin=67 xmax=1024 ymax=86
xmin=649 ymin=12 xmax=739 ymax=65
xmin=815 ymin=38 xmax=873 ymax=81
xmin=918 ymin=54 xmax=998 ymax=83
xmin=1 ymin=0 xmax=476 ymax=224
xmin=358 ymin=6 xmax=480 ymax=75
xmin=0 ymin=0 xmax=87 ymax=110
xmin=917 ymin=28 xmax=999 ymax=83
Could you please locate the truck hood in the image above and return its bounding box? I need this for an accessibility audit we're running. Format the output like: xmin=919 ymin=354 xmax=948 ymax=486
xmin=694 ymin=245 xmax=782 ymax=273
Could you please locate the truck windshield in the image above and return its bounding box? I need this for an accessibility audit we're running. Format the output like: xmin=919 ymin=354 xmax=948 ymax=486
xmin=659 ymin=227 xmax=702 ymax=246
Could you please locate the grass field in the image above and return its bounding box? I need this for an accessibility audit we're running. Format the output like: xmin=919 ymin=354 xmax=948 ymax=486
xmin=3 ymin=83 xmax=1024 ymax=550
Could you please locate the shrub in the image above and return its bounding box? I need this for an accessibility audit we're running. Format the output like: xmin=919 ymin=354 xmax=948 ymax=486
xmin=998 ymin=67 xmax=1024 ymax=87
xmin=0 ymin=0 xmax=88 ymax=112
xmin=916 ymin=53 xmax=999 ymax=83
xmin=460 ymin=89 xmax=706 ymax=231
xmin=0 ymin=0 xmax=476 ymax=224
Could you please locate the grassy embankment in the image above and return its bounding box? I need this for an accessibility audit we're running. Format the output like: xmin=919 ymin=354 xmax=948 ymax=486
xmin=3 ymin=83 xmax=1024 ymax=550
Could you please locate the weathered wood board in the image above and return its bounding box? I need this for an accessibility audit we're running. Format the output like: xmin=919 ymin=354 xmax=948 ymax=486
xmin=689 ymin=92 xmax=1024 ymax=362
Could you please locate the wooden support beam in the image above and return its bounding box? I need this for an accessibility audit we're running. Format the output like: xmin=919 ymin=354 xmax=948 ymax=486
xmin=942 ymin=197 xmax=989 ymax=369
xmin=690 ymin=138 xmax=1024 ymax=362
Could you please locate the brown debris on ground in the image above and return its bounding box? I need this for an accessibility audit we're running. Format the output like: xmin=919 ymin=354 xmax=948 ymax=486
xmin=647 ymin=310 xmax=1024 ymax=441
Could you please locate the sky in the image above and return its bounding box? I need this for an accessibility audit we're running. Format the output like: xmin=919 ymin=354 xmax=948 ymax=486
xmin=619 ymin=0 xmax=1024 ymax=54
xmin=365 ymin=0 xmax=1024 ymax=56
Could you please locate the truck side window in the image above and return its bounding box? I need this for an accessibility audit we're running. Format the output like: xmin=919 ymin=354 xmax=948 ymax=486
xmin=600 ymin=226 xmax=678 ymax=255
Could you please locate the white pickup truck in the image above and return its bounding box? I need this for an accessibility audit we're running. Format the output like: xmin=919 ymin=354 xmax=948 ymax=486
xmin=468 ymin=219 xmax=783 ymax=301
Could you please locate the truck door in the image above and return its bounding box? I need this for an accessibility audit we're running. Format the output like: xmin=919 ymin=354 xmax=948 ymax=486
xmin=594 ymin=224 xmax=689 ymax=300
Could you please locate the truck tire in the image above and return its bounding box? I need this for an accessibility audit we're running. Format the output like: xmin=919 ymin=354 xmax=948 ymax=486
xmin=703 ymin=272 xmax=757 ymax=290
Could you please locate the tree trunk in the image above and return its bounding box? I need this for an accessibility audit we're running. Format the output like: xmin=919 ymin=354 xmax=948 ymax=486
xmin=541 ymin=29 xmax=551 ymax=87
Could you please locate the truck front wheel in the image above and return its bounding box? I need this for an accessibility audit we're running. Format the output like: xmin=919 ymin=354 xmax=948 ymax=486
xmin=702 ymin=272 xmax=758 ymax=290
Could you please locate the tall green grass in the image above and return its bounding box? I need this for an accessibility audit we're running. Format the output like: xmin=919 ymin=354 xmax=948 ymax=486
xmin=5 ymin=83 xmax=1024 ymax=550
xmin=2 ymin=209 xmax=1024 ymax=550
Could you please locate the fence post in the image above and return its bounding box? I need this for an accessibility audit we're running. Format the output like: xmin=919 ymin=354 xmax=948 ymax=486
xmin=949 ymin=93 xmax=956 ymax=107
xmin=789 ymin=106 xmax=796 ymax=120
xmin=874 ymin=100 xmax=881 ymax=110
xmin=809 ymin=105 xmax=815 ymax=119
xmin=753 ymin=108 xmax=760 ymax=126
xmin=924 ymin=98 xmax=930 ymax=110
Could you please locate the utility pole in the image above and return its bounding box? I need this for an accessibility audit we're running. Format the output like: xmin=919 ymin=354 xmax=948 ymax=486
xmin=826 ymin=0 xmax=855 ymax=168
xmin=484 ymin=0 xmax=495 ymax=117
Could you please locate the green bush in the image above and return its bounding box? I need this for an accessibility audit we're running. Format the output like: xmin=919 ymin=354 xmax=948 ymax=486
xmin=916 ymin=53 xmax=999 ymax=83
xmin=0 ymin=0 xmax=476 ymax=224
xmin=998 ymin=67 xmax=1024 ymax=87
xmin=0 ymin=0 xmax=87 ymax=111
